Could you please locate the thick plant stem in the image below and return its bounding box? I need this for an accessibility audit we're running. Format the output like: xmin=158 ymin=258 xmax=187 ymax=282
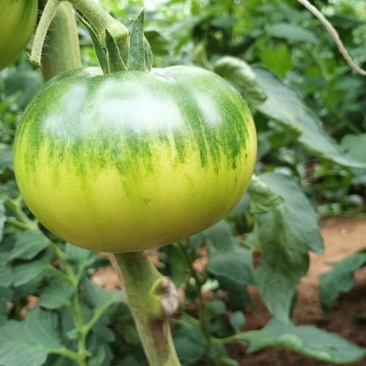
xmin=72 ymin=0 xmax=128 ymax=38
xmin=31 ymin=0 xmax=61 ymax=66
xmin=32 ymin=0 xmax=129 ymax=67
xmin=110 ymin=252 xmax=182 ymax=366
xmin=40 ymin=1 xmax=82 ymax=82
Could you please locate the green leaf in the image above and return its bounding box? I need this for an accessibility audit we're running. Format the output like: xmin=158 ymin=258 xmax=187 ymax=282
xmin=120 ymin=354 xmax=147 ymax=366
xmin=39 ymin=279 xmax=74 ymax=309
xmin=90 ymin=316 xmax=116 ymax=343
xmin=226 ymin=193 xmax=252 ymax=234
xmin=214 ymin=56 xmax=267 ymax=107
xmin=12 ymin=250 xmax=53 ymax=287
xmin=119 ymin=317 xmax=141 ymax=346
xmin=81 ymin=277 xmax=124 ymax=309
xmin=0 ymin=308 xmax=64 ymax=366
xmin=0 ymin=287 xmax=12 ymax=326
xmin=266 ymin=23 xmax=318 ymax=44
xmin=249 ymin=173 xmax=323 ymax=322
xmin=166 ymin=15 xmax=204 ymax=34
xmin=320 ymin=251 xmax=366 ymax=312
xmin=12 ymin=276 xmax=43 ymax=301
xmin=205 ymin=220 xmax=254 ymax=309
xmin=0 ymin=320 xmax=47 ymax=366
xmin=0 ymin=254 xmax=13 ymax=287
xmin=86 ymin=326 xmax=115 ymax=366
xmin=44 ymin=355 xmax=78 ymax=366
xmin=0 ymin=150 xmax=13 ymax=174
xmin=227 ymin=193 xmax=250 ymax=218
xmin=240 ymin=319 xmax=366 ymax=364
xmin=216 ymin=357 xmax=239 ymax=366
xmin=4 ymin=67 xmax=43 ymax=109
xmin=173 ymin=315 xmax=205 ymax=365
xmin=144 ymin=30 xmax=170 ymax=55
xmin=340 ymin=134 xmax=366 ymax=176
xmin=0 ymin=181 xmax=19 ymax=201
xmin=206 ymin=221 xmax=254 ymax=285
xmin=8 ymin=230 xmax=49 ymax=262
xmin=260 ymin=44 xmax=292 ymax=77
xmin=229 ymin=311 xmax=246 ymax=332
xmin=0 ymin=200 xmax=5 ymax=242
xmin=206 ymin=300 xmax=226 ymax=316
xmin=65 ymin=243 xmax=95 ymax=267
xmin=162 ymin=243 xmax=189 ymax=287
xmin=26 ymin=308 xmax=62 ymax=349
xmin=187 ymin=231 xmax=205 ymax=251
xmin=248 ymin=175 xmax=283 ymax=213
xmin=210 ymin=15 xmax=237 ymax=28
xmin=253 ymin=67 xmax=366 ymax=168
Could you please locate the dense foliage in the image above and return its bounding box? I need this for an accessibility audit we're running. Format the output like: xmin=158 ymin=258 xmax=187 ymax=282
xmin=1 ymin=0 xmax=366 ymax=365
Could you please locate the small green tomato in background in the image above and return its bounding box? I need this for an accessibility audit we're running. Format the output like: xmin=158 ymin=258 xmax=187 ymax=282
xmin=14 ymin=66 xmax=257 ymax=252
xmin=0 ymin=0 xmax=38 ymax=70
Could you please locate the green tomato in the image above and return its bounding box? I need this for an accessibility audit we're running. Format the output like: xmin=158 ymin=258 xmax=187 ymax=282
xmin=14 ymin=66 xmax=257 ymax=253
xmin=0 ymin=0 xmax=38 ymax=70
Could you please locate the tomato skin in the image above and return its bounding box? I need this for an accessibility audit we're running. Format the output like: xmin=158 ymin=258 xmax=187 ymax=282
xmin=0 ymin=0 xmax=38 ymax=70
xmin=14 ymin=66 xmax=257 ymax=252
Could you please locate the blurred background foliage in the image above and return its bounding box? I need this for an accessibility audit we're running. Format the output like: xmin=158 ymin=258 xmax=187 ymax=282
xmin=1 ymin=0 xmax=366 ymax=365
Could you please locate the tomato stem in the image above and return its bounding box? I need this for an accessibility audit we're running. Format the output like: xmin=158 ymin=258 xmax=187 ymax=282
xmin=70 ymin=288 xmax=89 ymax=366
xmin=4 ymin=197 xmax=38 ymax=231
xmin=4 ymin=217 xmax=31 ymax=231
xmin=178 ymin=242 xmax=214 ymax=359
xmin=110 ymin=251 xmax=182 ymax=366
xmin=50 ymin=244 xmax=93 ymax=365
xmin=30 ymin=0 xmax=61 ymax=65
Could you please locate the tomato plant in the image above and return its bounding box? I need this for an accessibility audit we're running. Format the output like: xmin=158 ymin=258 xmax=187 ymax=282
xmin=0 ymin=0 xmax=38 ymax=70
xmin=14 ymin=66 xmax=256 ymax=252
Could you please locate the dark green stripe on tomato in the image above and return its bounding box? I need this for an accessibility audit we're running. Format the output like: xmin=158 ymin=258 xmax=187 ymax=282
xmin=15 ymin=67 xmax=251 ymax=180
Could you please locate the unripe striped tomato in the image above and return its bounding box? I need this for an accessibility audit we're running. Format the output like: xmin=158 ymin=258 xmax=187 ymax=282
xmin=14 ymin=66 xmax=257 ymax=252
xmin=0 ymin=0 xmax=38 ymax=70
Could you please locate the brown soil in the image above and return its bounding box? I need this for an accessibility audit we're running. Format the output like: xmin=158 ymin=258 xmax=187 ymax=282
xmin=240 ymin=217 xmax=366 ymax=366
xmin=92 ymin=217 xmax=366 ymax=365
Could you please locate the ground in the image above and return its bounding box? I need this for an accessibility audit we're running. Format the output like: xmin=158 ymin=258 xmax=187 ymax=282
xmin=93 ymin=217 xmax=366 ymax=366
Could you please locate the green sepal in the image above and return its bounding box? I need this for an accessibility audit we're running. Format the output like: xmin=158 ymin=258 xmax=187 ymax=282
xmin=143 ymin=37 xmax=153 ymax=71
xmin=115 ymin=36 xmax=130 ymax=65
xmin=80 ymin=17 xmax=110 ymax=74
xmin=105 ymin=29 xmax=127 ymax=73
xmin=127 ymin=9 xmax=146 ymax=71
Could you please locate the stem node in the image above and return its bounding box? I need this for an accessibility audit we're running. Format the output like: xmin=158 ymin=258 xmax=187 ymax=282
xmin=153 ymin=277 xmax=180 ymax=318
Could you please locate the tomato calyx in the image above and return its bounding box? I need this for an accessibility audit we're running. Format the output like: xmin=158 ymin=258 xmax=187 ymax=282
xmin=83 ymin=9 xmax=152 ymax=75
xmin=31 ymin=1 xmax=151 ymax=74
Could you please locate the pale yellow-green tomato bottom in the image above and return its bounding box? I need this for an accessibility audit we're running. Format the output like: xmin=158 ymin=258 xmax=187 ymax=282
xmin=15 ymin=127 xmax=256 ymax=253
